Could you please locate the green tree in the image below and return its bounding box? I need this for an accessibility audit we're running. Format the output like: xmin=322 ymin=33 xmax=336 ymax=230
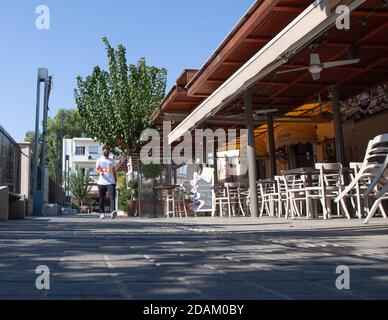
xmin=24 ymin=130 xmax=36 ymax=147
xmin=24 ymin=109 xmax=87 ymax=180
xmin=45 ymin=109 xmax=87 ymax=181
xmin=74 ymin=37 xmax=167 ymax=155
xmin=69 ymin=171 xmax=92 ymax=207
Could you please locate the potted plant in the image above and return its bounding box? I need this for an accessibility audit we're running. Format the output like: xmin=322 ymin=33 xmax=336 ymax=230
xmin=83 ymin=197 xmax=93 ymax=214
xmin=141 ymin=163 xmax=161 ymax=182
xmin=127 ymin=180 xmax=139 ymax=217
xmin=69 ymin=171 xmax=92 ymax=212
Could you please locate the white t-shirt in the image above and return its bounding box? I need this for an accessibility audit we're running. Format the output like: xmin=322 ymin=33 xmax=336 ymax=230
xmin=96 ymin=157 xmax=116 ymax=186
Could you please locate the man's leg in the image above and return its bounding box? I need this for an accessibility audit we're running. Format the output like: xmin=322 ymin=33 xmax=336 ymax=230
xmin=98 ymin=185 xmax=107 ymax=216
xmin=108 ymin=184 xmax=117 ymax=218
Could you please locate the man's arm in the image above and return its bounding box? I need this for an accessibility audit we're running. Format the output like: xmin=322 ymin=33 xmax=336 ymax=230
xmin=112 ymin=161 xmax=117 ymax=175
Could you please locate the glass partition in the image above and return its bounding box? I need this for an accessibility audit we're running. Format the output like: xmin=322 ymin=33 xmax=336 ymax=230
xmin=0 ymin=126 xmax=21 ymax=194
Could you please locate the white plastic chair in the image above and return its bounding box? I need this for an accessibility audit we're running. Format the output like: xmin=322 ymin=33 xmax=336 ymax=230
xmin=349 ymin=162 xmax=366 ymax=219
xmin=225 ymin=183 xmax=246 ymax=217
xmin=309 ymin=163 xmax=352 ymax=220
xmin=336 ymin=134 xmax=388 ymax=204
xmin=363 ymin=154 xmax=388 ymax=224
xmin=275 ymin=176 xmax=288 ymax=218
xmin=365 ymin=184 xmax=388 ymax=224
xmin=259 ymin=180 xmax=279 ymax=217
xmin=282 ymin=175 xmax=306 ymax=219
xmin=213 ymin=185 xmax=231 ymax=218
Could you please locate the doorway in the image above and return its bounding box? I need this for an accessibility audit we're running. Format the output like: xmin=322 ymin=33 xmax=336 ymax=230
xmin=292 ymin=143 xmax=314 ymax=168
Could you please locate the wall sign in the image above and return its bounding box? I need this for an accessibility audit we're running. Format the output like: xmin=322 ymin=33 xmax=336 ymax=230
xmin=341 ymin=83 xmax=388 ymax=121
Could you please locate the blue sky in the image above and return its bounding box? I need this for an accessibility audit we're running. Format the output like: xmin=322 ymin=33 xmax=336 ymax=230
xmin=0 ymin=0 xmax=254 ymax=142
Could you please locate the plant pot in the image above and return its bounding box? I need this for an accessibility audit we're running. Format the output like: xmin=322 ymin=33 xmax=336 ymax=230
xmin=127 ymin=200 xmax=138 ymax=217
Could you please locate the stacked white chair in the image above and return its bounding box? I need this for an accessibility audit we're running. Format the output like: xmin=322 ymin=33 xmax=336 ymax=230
xmin=213 ymin=184 xmax=231 ymax=218
xmin=281 ymin=174 xmax=306 ymax=219
xmin=348 ymin=162 xmax=367 ymax=219
xmin=363 ymin=135 xmax=388 ymax=223
xmin=310 ymin=163 xmax=352 ymax=220
xmin=335 ymin=134 xmax=388 ymax=223
xmin=226 ymin=183 xmax=247 ymax=217
xmin=275 ymin=176 xmax=288 ymax=218
xmin=259 ymin=180 xmax=279 ymax=217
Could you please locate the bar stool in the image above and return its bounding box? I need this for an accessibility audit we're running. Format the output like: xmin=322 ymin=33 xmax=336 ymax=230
xmin=164 ymin=188 xmax=176 ymax=218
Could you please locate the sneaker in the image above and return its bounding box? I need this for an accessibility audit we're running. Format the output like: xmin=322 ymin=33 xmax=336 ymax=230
xmin=100 ymin=213 xmax=105 ymax=220
xmin=111 ymin=211 xmax=118 ymax=219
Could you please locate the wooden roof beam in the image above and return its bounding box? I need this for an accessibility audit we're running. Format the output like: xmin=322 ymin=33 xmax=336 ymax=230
xmin=222 ymin=60 xmax=244 ymax=66
xmin=186 ymin=0 xmax=283 ymax=97
xmin=273 ymin=5 xmax=307 ymax=13
xmin=243 ymin=36 xmax=272 ymax=43
xmin=271 ymin=20 xmax=388 ymax=99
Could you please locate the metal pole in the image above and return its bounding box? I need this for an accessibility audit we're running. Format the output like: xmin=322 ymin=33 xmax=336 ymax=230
xmin=59 ymin=137 xmax=63 ymax=211
xmin=40 ymin=77 xmax=51 ymax=210
xmin=56 ymin=133 xmax=59 ymax=213
xmin=63 ymin=158 xmax=66 ymax=207
xmin=64 ymin=155 xmax=69 ymax=207
xmin=330 ymin=85 xmax=345 ymax=165
xmin=67 ymin=161 xmax=71 ymax=205
xmin=244 ymin=90 xmax=258 ymax=218
xmin=32 ymin=68 xmax=48 ymax=216
xmin=267 ymin=113 xmax=277 ymax=178
xmin=32 ymin=74 xmax=41 ymax=196
xmin=56 ymin=132 xmax=63 ymax=215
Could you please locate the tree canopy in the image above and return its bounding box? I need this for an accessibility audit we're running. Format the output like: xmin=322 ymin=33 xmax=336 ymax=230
xmin=74 ymin=37 xmax=167 ymax=155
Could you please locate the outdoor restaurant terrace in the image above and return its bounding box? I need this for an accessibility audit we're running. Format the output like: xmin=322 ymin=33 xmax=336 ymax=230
xmin=149 ymin=0 xmax=387 ymax=222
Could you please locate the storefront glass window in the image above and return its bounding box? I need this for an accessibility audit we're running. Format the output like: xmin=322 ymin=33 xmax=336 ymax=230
xmin=0 ymin=127 xmax=21 ymax=193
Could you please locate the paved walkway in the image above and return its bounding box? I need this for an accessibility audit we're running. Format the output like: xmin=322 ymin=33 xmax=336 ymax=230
xmin=1 ymin=215 xmax=388 ymax=300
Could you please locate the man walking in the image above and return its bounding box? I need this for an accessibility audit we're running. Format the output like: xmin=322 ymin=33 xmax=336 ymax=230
xmin=96 ymin=146 xmax=117 ymax=219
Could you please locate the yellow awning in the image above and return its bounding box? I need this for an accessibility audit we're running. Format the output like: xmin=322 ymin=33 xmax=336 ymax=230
xmin=217 ymin=136 xmax=267 ymax=157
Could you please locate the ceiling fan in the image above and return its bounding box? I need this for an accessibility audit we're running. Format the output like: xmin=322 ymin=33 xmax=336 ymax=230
xmin=276 ymin=52 xmax=361 ymax=81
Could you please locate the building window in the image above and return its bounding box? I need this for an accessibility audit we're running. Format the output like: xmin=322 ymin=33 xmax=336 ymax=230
xmin=75 ymin=146 xmax=86 ymax=155
xmin=89 ymin=146 xmax=99 ymax=155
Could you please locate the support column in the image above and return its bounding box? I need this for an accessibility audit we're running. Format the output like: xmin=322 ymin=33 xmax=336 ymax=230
xmin=267 ymin=113 xmax=276 ymax=178
xmin=32 ymin=70 xmax=44 ymax=216
xmin=244 ymin=90 xmax=258 ymax=218
xmin=40 ymin=77 xmax=50 ymax=206
xmin=214 ymin=152 xmax=218 ymax=185
xmin=330 ymin=85 xmax=345 ymax=165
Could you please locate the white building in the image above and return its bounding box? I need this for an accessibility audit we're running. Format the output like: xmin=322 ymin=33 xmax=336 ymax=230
xmin=62 ymin=138 xmax=104 ymax=197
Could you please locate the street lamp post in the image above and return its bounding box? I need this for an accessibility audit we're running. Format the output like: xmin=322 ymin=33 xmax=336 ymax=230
xmin=32 ymin=68 xmax=51 ymax=216
xmin=56 ymin=131 xmax=63 ymax=215
xmin=64 ymin=155 xmax=70 ymax=207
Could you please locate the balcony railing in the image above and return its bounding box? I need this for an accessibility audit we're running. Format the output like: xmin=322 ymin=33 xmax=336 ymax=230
xmin=73 ymin=154 xmax=100 ymax=162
